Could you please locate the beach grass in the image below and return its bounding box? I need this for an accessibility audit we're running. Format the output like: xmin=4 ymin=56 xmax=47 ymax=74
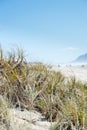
xmin=0 ymin=47 xmax=87 ymax=130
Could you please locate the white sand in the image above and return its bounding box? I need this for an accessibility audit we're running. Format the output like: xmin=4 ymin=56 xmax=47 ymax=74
xmin=51 ymin=65 xmax=87 ymax=83
xmin=8 ymin=108 xmax=55 ymax=130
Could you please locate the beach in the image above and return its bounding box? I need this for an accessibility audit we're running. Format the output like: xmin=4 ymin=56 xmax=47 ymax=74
xmin=51 ymin=65 xmax=87 ymax=83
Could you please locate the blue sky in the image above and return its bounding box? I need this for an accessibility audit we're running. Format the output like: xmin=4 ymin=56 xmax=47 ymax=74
xmin=0 ymin=0 xmax=87 ymax=64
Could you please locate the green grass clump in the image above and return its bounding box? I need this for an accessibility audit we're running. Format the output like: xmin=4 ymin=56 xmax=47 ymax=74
xmin=0 ymin=48 xmax=31 ymax=110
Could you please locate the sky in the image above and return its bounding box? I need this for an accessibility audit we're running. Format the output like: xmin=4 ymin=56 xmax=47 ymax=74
xmin=0 ymin=0 xmax=87 ymax=65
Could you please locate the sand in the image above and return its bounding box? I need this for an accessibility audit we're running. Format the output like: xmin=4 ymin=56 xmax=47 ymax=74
xmin=51 ymin=65 xmax=87 ymax=83
xmin=8 ymin=108 xmax=55 ymax=130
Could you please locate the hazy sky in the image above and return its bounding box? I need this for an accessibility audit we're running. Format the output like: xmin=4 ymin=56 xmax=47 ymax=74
xmin=0 ymin=0 xmax=87 ymax=64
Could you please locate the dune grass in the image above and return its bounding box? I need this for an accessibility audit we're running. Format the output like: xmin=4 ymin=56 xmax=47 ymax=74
xmin=0 ymin=47 xmax=87 ymax=130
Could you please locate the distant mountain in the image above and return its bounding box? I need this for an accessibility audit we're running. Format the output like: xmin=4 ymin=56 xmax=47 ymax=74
xmin=74 ymin=53 xmax=87 ymax=63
